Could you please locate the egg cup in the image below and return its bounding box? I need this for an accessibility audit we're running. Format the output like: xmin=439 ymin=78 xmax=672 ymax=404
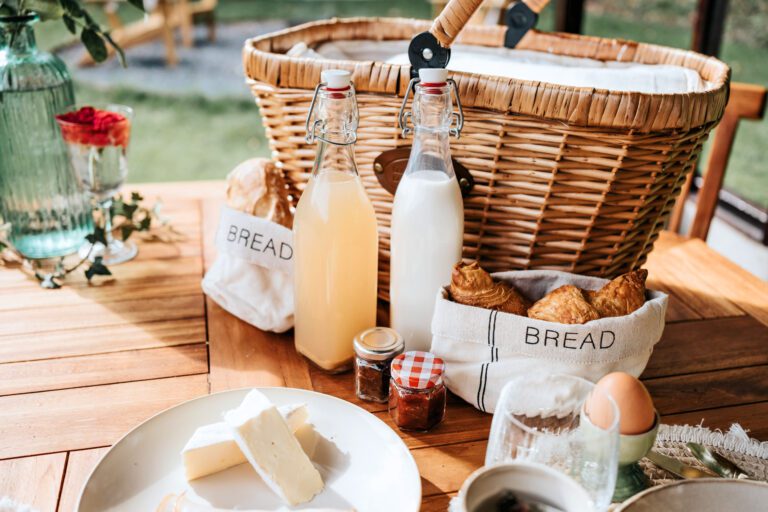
xmin=612 ymin=411 xmax=660 ymax=502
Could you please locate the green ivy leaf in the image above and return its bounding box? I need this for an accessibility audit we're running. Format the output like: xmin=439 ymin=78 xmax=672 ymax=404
xmin=122 ymin=202 xmax=139 ymax=220
xmin=60 ymin=0 xmax=85 ymax=17
xmin=101 ymin=30 xmax=126 ymax=67
xmin=138 ymin=215 xmax=152 ymax=231
xmin=87 ymin=226 xmax=108 ymax=246
xmin=121 ymin=224 xmax=134 ymax=241
xmin=85 ymin=257 xmax=111 ymax=281
xmin=62 ymin=14 xmax=77 ymax=35
xmin=126 ymin=0 xmax=145 ymax=11
xmin=0 ymin=4 xmax=20 ymax=16
xmin=81 ymin=28 xmax=107 ymax=63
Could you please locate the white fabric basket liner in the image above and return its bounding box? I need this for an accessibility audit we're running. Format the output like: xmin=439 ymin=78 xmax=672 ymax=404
xmin=430 ymin=270 xmax=668 ymax=413
xmin=307 ymin=40 xmax=715 ymax=94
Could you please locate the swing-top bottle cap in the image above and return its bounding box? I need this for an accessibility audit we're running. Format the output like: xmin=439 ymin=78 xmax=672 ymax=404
xmin=322 ymin=69 xmax=351 ymax=89
xmin=418 ymin=68 xmax=448 ymax=84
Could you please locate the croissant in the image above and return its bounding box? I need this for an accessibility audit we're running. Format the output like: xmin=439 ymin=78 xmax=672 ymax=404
xmin=449 ymin=261 xmax=529 ymax=316
xmin=226 ymin=158 xmax=292 ymax=228
xmin=586 ymin=269 xmax=648 ymax=318
xmin=527 ymin=285 xmax=600 ymax=324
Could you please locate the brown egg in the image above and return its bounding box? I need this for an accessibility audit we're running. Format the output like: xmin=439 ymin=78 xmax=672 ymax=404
xmin=587 ymin=372 xmax=656 ymax=435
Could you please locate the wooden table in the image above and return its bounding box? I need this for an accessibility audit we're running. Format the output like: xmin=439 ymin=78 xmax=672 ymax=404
xmin=1 ymin=181 xmax=767 ymax=511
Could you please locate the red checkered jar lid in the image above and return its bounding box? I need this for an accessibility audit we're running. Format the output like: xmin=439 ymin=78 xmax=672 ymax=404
xmin=391 ymin=351 xmax=445 ymax=390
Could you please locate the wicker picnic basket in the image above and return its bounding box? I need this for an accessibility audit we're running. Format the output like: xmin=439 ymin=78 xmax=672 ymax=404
xmin=243 ymin=0 xmax=730 ymax=299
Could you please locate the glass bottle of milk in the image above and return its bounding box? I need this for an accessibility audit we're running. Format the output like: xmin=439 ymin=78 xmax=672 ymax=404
xmin=294 ymin=70 xmax=379 ymax=373
xmin=390 ymin=68 xmax=464 ymax=351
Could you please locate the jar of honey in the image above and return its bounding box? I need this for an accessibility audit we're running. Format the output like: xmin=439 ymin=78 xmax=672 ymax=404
xmin=389 ymin=351 xmax=447 ymax=432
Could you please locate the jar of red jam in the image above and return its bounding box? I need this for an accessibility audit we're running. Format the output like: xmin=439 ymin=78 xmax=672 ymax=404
xmin=389 ymin=351 xmax=447 ymax=432
xmin=353 ymin=327 xmax=404 ymax=403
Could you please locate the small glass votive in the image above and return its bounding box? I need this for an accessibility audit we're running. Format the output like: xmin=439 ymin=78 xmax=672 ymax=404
xmin=353 ymin=327 xmax=404 ymax=403
xmin=389 ymin=351 xmax=447 ymax=432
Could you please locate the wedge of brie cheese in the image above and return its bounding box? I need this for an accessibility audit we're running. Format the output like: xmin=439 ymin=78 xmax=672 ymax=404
xmin=182 ymin=403 xmax=307 ymax=481
xmin=224 ymin=390 xmax=324 ymax=505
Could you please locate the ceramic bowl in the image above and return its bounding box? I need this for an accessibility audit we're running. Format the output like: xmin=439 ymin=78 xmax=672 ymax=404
xmin=615 ymin=479 xmax=768 ymax=511
xmin=453 ymin=462 xmax=595 ymax=512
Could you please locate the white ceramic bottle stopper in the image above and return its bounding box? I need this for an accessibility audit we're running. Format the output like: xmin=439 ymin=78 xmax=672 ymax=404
xmin=418 ymin=68 xmax=449 ymax=83
xmin=322 ymin=69 xmax=351 ymax=88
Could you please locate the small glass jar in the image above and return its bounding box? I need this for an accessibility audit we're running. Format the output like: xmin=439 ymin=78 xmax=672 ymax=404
xmin=389 ymin=351 xmax=447 ymax=432
xmin=353 ymin=327 xmax=404 ymax=403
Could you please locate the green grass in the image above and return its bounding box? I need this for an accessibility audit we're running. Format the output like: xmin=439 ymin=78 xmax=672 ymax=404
xmin=215 ymin=0 xmax=431 ymax=22
xmin=75 ymin=84 xmax=270 ymax=182
xmin=37 ymin=1 xmax=767 ymax=206
xmin=718 ymin=39 xmax=768 ymax=208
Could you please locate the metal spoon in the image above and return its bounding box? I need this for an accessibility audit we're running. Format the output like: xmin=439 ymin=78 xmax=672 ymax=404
xmin=686 ymin=442 xmax=751 ymax=480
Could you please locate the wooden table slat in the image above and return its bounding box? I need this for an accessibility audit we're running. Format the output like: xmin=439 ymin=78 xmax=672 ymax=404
xmin=0 ymin=374 xmax=209 ymax=460
xmin=58 ymin=448 xmax=110 ymax=512
xmin=0 ymin=275 xmax=203 ymax=312
xmin=422 ymin=493 xmax=456 ymax=512
xmin=0 ymin=317 xmax=207 ymax=364
xmin=374 ymin=402 xmax=491 ymax=450
xmin=0 ymin=294 xmax=204 ymax=337
xmin=644 ymin=276 xmax=703 ymax=323
xmin=644 ymin=315 xmax=768 ymax=378
xmin=0 ymin=452 xmax=66 ymax=511
xmin=646 ymin=364 xmax=768 ymax=415
xmin=414 ymin=440 xmax=485 ymax=498
xmin=0 ymin=254 xmax=203 ymax=289
xmin=643 ymin=248 xmax=745 ymax=320
xmin=665 ymin=239 xmax=768 ymax=327
xmin=207 ymin=299 xmax=309 ymax=393
xmin=0 ymin=344 xmax=208 ymax=397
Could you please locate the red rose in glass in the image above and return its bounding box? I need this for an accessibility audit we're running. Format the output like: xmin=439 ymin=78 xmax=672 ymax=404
xmin=56 ymin=106 xmax=130 ymax=148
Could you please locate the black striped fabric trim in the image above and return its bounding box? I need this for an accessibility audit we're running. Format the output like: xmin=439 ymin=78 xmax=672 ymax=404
xmin=477 ymin=310 xmax=498 ymax=412
xmin=477 ymin=363 xmax=487 ymax=412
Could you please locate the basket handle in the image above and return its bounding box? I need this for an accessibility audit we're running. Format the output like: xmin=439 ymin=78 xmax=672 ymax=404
xmin=430 ymin=0 xmax=551 ymax=48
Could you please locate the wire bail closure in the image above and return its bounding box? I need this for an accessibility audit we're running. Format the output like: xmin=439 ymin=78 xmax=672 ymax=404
xmin=305 ymin=82 xmax=358 ymax=145
xmin=397 ymin=77 xmax=464 ymax=139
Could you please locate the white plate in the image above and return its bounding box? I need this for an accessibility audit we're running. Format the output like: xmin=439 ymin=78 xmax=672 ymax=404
xmin=78 ymin=387 xmax=421 ymax=511
xmin=615 ymin=479 xmax=768 ymax=511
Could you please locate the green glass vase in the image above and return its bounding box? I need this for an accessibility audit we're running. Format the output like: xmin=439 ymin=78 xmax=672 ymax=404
xmin=0 ymin=13 xmax=92 ymax=259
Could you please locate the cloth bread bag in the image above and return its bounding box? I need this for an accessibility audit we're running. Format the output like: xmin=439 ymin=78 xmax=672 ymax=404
xmin=430 ymin=270 xmax=668 ymax=413
xmin=202 ymin=158 xmax=294 ymax=333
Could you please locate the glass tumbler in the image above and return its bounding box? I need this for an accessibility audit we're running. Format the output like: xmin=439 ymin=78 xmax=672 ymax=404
xmin=56 ymin=104 xmax=135 ymax=265
xmin=485 ymin=374 xmax=620 ymax=512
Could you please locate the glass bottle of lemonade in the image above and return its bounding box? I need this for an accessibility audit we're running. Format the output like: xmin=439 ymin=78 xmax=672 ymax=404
xmin=293 ymin=70 xmax=379 ymax=373
xmin=390 ymin=68 xmax=464 ymax=351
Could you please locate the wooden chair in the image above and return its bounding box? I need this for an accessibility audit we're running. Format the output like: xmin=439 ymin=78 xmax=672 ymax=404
xmin=187 ymin=0 xmax=217 ymax=43
xmin=80 ymin=0 xmax=217 ymax=67
xmin=669 ymin=82 xmax=767 ymax=240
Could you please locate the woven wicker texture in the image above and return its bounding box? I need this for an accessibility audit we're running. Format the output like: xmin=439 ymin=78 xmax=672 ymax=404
xmin=243 ymin=14 xmax=730 ymax=300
